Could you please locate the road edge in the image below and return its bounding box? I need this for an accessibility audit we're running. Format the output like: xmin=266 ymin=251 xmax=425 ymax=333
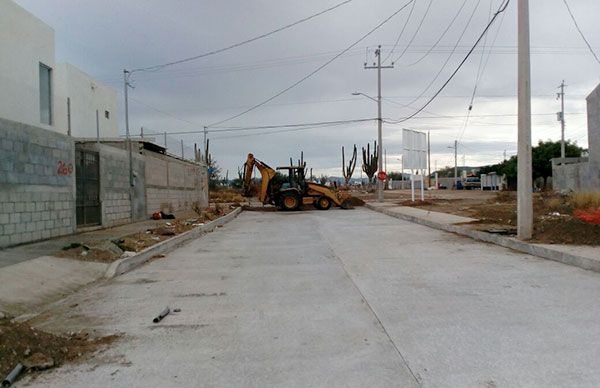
xmin=104 ymin=207 xmax=242 ymax=278
xmin=366 ymin=203 xmax=600 ymax=273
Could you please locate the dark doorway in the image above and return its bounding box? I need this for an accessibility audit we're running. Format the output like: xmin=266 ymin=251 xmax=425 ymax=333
xmin=75 ymin=150 xmax=101 ymax=227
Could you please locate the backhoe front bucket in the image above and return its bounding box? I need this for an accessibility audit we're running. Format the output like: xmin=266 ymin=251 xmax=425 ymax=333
xmin=340 ymin=199 xmax=353 ymax=209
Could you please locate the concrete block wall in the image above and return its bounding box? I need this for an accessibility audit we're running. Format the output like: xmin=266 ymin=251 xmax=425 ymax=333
xmin=0 ymin=118 xmax=75 ymax=248
xmin=144 ymin=151 xmax=208 ymax=214
xmin=76 ymin=142 xmax=146 ymax=227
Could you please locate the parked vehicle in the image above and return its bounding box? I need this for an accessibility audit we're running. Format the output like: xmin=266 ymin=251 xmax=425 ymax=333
xmin=463 ymin=176 xmax=481 ymax=190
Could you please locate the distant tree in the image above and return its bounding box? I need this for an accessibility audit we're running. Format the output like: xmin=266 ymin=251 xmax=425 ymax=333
xmin=532 ymin=140 xmax=583 ymax=187
xmin=479 ymin=140 xmax=584 ymax=189
xmin=319 ymin=174 xmax=328 ymax=185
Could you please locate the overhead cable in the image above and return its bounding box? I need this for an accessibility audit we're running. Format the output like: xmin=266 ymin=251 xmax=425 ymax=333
xmin=390 ymin=0 xmax=435 ymax=64
xmin=130 ymin=0 xmax=355 ymax=73
xmin=206 ymin=0 xmax=418 ymax=127
xmin=406 ymin=0 xmax=470 ymax=66
xmin=396 ymin=0 xmax=483 ymax=110
xmin=561 ymin=0 xmax=600 ymax=66
xmin=389 ymin=0 xmax=511 ymax=124
xmin=382 ymin=0 xmax=418 ymax=63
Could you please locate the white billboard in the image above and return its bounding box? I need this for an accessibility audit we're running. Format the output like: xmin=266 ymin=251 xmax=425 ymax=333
xmin=402 ymin=129 xmax=427 ymax=170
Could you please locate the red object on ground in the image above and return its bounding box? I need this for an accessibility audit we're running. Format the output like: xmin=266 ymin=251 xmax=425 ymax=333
xmin=151 ymin=211 xmax=162 ymax=220
xmin=573 ymin=208 xmax=600 ymax=225
xmin=377 ymin=171 xmax=387 ymax=181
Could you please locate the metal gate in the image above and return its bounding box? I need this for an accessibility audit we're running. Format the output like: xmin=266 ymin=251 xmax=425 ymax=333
xmin=75 ymin=150 xmax=101 ymax=226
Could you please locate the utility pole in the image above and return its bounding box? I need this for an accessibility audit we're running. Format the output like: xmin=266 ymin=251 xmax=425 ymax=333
xmin=123 ymin=70 xmax=133 ymax=187
xmin=504 ymin=149 xmax=507 ymax=161
xmin=203 ymin=126 xmax=208 ymax=162
xmin=448 ymin=140 xmax=458 ymax=188
xmin=95 ymin=109 xmax=100 ymax=143
xmin=557 ymin=80 xmax=566 ymax=159
xmin=181 ymin=139 xmax=184 ymax=159
xmin=164 ymin=132 xmax=167 ymax=150
xmin=363 ymin=45 xmax=393 ymax=202
xmin=517 ymin=0 xmax=533 ymax=239
xmin=123 ymin=69 xmax=134 ymax=221
xmin=427 ymin=131 xmax=431 ymax=188
xmin=140 ymin=126 xmax=144 ymax=138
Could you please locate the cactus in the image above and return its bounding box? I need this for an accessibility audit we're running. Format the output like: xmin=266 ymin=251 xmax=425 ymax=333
xmin=362 ymin=141 xmax=378 ymax=184
xmin=342 ymin=145 xmax=357 ymax=186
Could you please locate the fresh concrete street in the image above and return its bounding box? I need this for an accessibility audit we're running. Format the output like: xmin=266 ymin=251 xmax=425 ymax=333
xmin=25 ymin=208 xmax=600 ymax=387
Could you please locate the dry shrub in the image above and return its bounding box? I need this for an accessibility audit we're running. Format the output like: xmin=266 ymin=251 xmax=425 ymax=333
xmin=210 ymin=189 xmax=245 ymax=203
xmin=570 ymin=192 xmax=600 ymax=210
xmin=546 ymin=198 xmax=562 ymax=211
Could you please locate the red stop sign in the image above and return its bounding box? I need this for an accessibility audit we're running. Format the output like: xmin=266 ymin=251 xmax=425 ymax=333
xmin=377 ymin=171 xmax=387 ymax=181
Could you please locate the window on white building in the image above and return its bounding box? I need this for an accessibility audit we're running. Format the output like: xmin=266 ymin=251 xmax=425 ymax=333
xmin=39 ymin=63 xmax=52 ymax=125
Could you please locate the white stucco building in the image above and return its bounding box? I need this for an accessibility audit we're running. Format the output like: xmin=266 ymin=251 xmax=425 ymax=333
xmin=0 ymin=0 xmax=118 ymax=137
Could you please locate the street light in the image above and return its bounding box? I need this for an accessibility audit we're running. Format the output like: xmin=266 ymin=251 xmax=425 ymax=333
xmin=352 ymin=91 xmax=384 ymax=202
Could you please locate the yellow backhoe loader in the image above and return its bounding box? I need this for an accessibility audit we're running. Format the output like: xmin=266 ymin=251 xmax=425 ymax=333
xmin=242 ymin=153 xmax=352 ymax=211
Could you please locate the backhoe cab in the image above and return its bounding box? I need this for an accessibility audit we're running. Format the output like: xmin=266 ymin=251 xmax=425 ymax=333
xmin=242 ymin=153 xmax=351 ymax=211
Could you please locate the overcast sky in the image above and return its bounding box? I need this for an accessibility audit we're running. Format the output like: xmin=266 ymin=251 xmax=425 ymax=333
xmin=15 ymin=0 xmax=600 ymax=176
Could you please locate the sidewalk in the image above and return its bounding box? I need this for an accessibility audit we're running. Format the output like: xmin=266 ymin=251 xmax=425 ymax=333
xmin=0 ymin=208 xmax=241 ymax=317
xmin=366 ymin=202 xmax=600 ymax=273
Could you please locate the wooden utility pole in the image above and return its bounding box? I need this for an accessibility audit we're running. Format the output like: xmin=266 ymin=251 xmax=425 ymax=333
xmin=517 ymin=0 xmax=533 ymax=239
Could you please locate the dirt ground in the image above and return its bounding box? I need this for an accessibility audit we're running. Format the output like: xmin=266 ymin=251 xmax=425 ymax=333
xmin=0 ymin=316 xmax=118 ymax=382
xmin=56 ymin=204 xmax=237 ymax=263
xmin=355 ymin=189 xmax=600 ymax=246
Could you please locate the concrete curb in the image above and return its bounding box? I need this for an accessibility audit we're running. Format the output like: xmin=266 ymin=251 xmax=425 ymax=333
xmin=366 ymin=203 xmax=600 ymax=273
xmin=105 ymin=207 xmax=242 ymax=278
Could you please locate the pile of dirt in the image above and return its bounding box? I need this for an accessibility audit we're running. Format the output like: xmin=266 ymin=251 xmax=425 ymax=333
xmin=57 ymin=205 xmax=234 ymax=261
xmin=398 ymin=199 xmax=436 ymax=207
xmin=0 ymin=317 xmax=118 ymax=382
xmin=533 ymin=216 xmax=600 ymax=245
xmin=347 ymin=197 xmax=365 ymax=207
xmin=398 ymin=191 xmax=600 ymax=245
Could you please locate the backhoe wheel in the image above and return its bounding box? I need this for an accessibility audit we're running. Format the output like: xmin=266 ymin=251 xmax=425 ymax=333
xmin=315 ymin=196 xmax=332 ymax=210
xmin=281 ymin=192 xmax=301 ymax=211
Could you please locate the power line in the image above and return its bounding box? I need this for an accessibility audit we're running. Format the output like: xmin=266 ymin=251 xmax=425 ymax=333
xmin=456 ymin=0 xmax=497 ymax=144
xmin=406 ymin=0 xmax=470 ymax=66
xmin=394 ymin=0 xmax=484 ymax=110
xmin=382 ymin=0 xmax=418 ymax=64
xmin=141 ymin=118 xmax=375 ymax=136
xmin=207 ymin=0 xmax=417 ymax=127
xmin=389 ymin=0 xmax=511 ymax=124
xmin=130 ymin=0 xmax=355 ymax=73
xmin=391 ymin=0 xmax=435 ymax=64
xmin=561 ymin=0 xmax=600 ymax=66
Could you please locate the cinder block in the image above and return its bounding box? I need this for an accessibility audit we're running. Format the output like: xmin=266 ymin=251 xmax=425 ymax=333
xmin=0 ymin=214 xmax=9 ymax=224
xmin=9 ymin=213 xmax=20 ymax=223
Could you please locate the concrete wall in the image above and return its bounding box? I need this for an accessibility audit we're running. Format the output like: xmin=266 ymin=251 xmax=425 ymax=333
xmin=553 ymin=83 xmax=600 ymax=193
xmin=144 ymin=151 xmax=208 ymax=214
xmin=0 ymin=117 xmax=75 ymax=248
xmin=54 ymin=63 xmax=118 ymax=138
xmin=587 ymin=83 xmax=600 ymax=165
xmin=0 ymin=0 xmax=55 ymax=131
xmin=76 ymin=142 xmax=146 ymax=227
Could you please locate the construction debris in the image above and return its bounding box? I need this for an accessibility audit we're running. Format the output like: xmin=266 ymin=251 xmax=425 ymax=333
xmin=152 ymin=307 xmax=171 ymax=323
xmin=2 ymin=363 xmax=23 ymax=387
